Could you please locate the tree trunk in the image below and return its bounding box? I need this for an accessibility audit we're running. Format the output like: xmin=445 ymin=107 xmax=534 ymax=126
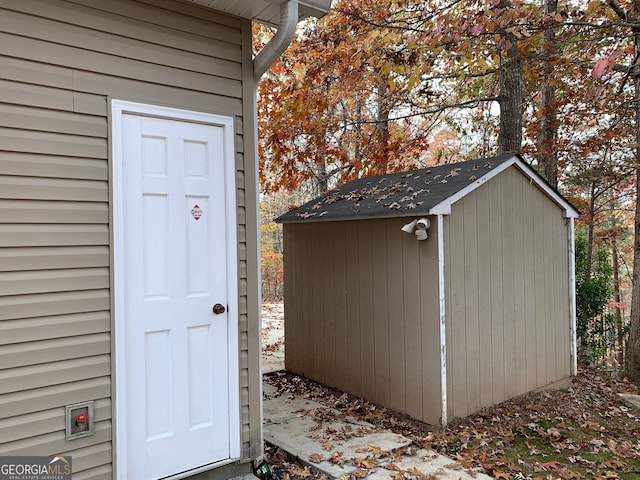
xmin=625 ymin=155 xmax=640 ymax=382
xmin=585 ymin=183 xmax=596 ymax=281
xmin=376 ymin=78 xmax=391 ymax=172
xmin=624 ymin=4 xmax=640 ymax=383
xmin=538 ymin=0 xmax=559 ymax=187
xmin=316 ymin=159 xmax=329 ymax=194
xmin=496 ymin=4 xmax=524 ymax=154
xmin=612 ymin=238 xmax=624 ymax=366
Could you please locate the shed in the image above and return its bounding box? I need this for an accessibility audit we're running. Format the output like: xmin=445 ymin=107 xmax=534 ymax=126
xmin=276 ymin=154 xmax=579 ymax=426
xmin=0 ymin=1 xmax=329 ymax=479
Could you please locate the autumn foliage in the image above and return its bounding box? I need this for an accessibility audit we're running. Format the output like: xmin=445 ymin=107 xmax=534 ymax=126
xmin=258 ymin=0 xmax=636 ymax=194
xmin=257 ymin=0 xmax=640 ymax=375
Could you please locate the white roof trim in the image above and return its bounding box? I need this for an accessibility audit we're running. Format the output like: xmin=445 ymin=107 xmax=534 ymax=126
xmin=429 ymin=155 xmax=579 ymax=218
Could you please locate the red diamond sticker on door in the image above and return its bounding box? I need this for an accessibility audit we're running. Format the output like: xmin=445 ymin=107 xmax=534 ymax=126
xmin=191 ymin=204 xmax=202 ymax=221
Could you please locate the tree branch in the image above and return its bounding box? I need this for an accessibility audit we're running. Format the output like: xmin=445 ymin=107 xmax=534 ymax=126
xmin=607 ymin=0 xmax=628 ymax=22
xmin=340 ymin=97 xmax=500 ymax=127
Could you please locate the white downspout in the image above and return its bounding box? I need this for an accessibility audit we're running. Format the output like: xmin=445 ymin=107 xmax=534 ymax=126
xmin=568 ymin=217 xmax=577 ymax=375
xmin=254 ymin=0 xmax=299 ymax=83
xmin=437 ymin=214 xmax=448 ymax=426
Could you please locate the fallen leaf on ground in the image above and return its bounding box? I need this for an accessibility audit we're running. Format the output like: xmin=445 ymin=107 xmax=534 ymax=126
xmin=288 ymin=466 xmax=312 ymax=478
xmin=353 ymin=457 xmax=378 ymax=469
xmin=263 ymin=364 xmax=640 ymax=480
xmin=329 ymin=451 xmax=345 ymax=466
xmin=366 ymin=446 xmax=388 ymax=457
xmin=541 ymin=461 xmax=563 ymax=471
xmin=309 ymin=453 xmax=322 ymax=463
xmin=600 ymin=458 xmax=626 ymax=469
xmin=406 ymin=466 xmax=437 ymax=479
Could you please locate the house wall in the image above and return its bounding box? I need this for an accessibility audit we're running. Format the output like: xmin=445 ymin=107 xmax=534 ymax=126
xmin=0 ymin=1 xmax=261 ymax=478
xmin=284 ymin=217 xmax=443 ymax=425
xmin=443 ymin=166 xmax=572 ymax=421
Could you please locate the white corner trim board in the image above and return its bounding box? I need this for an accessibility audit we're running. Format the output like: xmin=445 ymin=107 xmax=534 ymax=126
xmin=568 ymin=218 xmax=578 ymax=376
xmin=437 ymin=213 xmax=448 ymax=426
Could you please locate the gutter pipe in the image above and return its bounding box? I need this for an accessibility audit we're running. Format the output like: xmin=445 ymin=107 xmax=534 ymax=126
xmin=254 ymin=0 xmax=299 ymax=83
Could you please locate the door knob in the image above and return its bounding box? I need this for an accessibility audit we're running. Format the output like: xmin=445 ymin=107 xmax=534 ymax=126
xmin=212 ymin=303 xmax=226 ymax=315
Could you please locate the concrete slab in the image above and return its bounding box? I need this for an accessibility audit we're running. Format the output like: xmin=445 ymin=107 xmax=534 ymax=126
xmin=619 ymin=393 xmax=640 ymax=410
xmin=228 ymin=474 xmax=259 ymax=480
xmin=263 ymin=394 xmax=321 ymax=423
xmin=264 ymin=392 xmax=411 ymax=478
xmin=263 ymin=383 xmax=493 ymax=479
xmin=370 ymin=449 xmax=493 ymax=480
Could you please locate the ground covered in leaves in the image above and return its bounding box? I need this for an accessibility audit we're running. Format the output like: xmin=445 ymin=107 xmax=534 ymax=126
xmin=263 ymin=366 xmax=640 ymax=480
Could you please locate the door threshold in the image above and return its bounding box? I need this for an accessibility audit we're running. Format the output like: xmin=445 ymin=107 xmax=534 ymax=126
xmin=160 ymin=457 xmax=241 ymax=480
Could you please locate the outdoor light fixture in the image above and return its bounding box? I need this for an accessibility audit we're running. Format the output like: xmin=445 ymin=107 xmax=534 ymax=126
xmin=401 ymin=219 xmax=418 ymax=233
xmin=401 ymin=218 xmax=430 ymax=240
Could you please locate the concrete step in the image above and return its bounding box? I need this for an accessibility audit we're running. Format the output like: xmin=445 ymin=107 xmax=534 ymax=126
xmin=263 ymin=383 xmax=492 ymax=480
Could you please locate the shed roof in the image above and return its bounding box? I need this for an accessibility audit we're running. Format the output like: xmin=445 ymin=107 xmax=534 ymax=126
xmin=276 ymin=154 xmax=579 ymax=223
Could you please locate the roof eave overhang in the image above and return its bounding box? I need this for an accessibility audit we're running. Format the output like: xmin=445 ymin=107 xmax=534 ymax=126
xmin=277 ymin=211 xmax=434 ymax=224
xmin=181 ymin=0 xmax=331 ymax=26
xmin=295 ymin=0 xmax=334 ymax=23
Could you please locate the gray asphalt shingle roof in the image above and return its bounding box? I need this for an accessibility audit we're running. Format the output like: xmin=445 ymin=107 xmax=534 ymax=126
xmin=276 ymin=154 xmax=518 ymax=223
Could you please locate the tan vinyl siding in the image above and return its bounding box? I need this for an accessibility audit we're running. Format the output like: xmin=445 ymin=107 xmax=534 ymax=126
xmin=444 ymin=166 xmax=572 ymax=421
xmin=0 ymin=152 xmax=107 ymax=180
xmin=0 ymin=0 xmax=258 ymax=477
xmin=0 ymin=377 xmax=111 ymax=421
xmin=284 ymin=218 xmax=443 ymax=425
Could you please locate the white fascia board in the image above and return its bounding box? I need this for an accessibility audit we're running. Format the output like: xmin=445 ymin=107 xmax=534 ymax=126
xmin=428 ymin=155 xmax=518 ymax=215
xmin=429 ymin=155 xmax=579 ymax=219
xmin=512 ymin=159 xmax=580 ymax=218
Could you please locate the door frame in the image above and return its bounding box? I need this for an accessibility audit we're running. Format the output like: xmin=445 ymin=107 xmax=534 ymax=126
xmin=110 ymin=100 xmax=240 ymax=479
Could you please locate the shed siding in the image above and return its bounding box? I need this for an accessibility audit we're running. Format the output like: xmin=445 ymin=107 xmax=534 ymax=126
xmin=444 ymin=166 xmax=571 ymax=421
xmin=284 ymin=218 xmax=443 ymax=425
xmin=0 ymin=0 xmax=258 ymax=477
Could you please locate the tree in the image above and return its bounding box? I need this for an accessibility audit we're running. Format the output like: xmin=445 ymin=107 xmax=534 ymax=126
xmin=535 ymin=0 xmax=560 ymax=187
xmin=575 ymin=228 xmax=614 ymax=363
xmin=258 ymin=1 xmax=434 ymax=195
xmin=627 ymin=0 xmax=640 ymax=384
xmin=585 ymin=0 xmax=640 ymax=382
xmin=258 ymin=0 xmax=549 ymax=195
xmin=259 ymin=189 xmax=314 ymax=300
xmin=610 ymin=233 xmax=626 ymax=366
xmin=255 ymin=0 xmax=640 ymax=374
xmin=495 ymin=0 xmax=525 ymax=154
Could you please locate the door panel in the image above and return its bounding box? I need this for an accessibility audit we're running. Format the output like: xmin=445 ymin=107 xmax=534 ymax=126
xmin=120 ymin=113 xmax=232 ymax=479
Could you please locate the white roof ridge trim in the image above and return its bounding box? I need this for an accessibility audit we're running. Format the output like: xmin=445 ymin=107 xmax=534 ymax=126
xmin=428 ymin=155 xmax=579 ymax=218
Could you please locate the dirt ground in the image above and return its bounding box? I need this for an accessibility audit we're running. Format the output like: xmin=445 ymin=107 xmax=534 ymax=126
xmin=262 ymin=303 xmax=285 ymax=374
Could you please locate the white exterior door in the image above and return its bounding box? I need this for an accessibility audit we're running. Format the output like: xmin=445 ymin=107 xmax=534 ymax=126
xmin=112 ymin=101 xmax=239 ymax=480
